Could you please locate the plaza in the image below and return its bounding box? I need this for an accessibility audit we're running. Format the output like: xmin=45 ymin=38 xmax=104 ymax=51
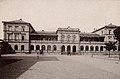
xmin=0 ymin=54 xmax=120 ymax=79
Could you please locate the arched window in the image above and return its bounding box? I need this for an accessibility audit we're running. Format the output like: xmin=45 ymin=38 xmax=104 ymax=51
xmin=47 ymin=45 xmax=51 ymax=50
xmin=80 ymin=46 xmax=84 ymax=51
xmin=36 ymin=45 xmax=40 ymax=50
xmin=61 ymin=45 xmax=65 ymax=52
xmin=30 ymin=45 xmax=34 ymax=50
xmin=100 ymin=46 xmax=103 ymax=51
xmin=95 ymin=46 xmax=99 ymax=51
xmin=53 ymin=45 xmax=57 ymax=51
xmin=42 ymin=45 xmax=45 ymax=50
xmin=21 ymin=45 xmax=24 ymax=50
xmin=90 ymin=46 xmax=94 ymax=51
xmin=73 ymin=46 xmax=76 ymax=52
xmin=14 ymin=45 xmax=18 ymax=50
xmin=85 ymin=46 xmax=89 ymax=51
xmin=67 ymin=45 xmax=71 ymax=52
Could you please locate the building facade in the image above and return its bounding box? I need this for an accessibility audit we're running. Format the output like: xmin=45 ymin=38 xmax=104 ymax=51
xmin=2 ymin=19 xmax=119 ymax=54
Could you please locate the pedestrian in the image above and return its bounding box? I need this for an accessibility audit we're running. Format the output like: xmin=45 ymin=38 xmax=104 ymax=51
xmin=37 ymin=50 xmax=39 ymax=59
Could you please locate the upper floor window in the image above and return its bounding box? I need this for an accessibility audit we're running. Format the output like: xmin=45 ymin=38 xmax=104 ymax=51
xmin=15 ymin=26 xmax=19 ymax=31
xmin=108 ymin=36 xmax=112 ymax=39
xmin=101 ymin=31 xmax=103 ymax=35
xmin=8 ymin=26 xmax=12 ymax=31
xmin=21 ymin=26 xmax=25 ymax=31
xmin=108 ymin=30 xmax=111 ymax=35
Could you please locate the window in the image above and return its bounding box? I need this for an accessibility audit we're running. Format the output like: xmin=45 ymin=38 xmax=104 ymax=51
xmin=100 ymin=46 xmax=103 ymax=51
xmin=95 ymin=46 xmax=99 ymax=51
xmin=36 ymin=45 xmax=40 ymax=50
xmin=108 ymin=36 xmax=112 ymax=39
xmin=108 ymin=30 xmax=111 ymax=35
xmin=101 ymin=31 xmax=103 ymax=35
xmin=90 ymin=46 xmax=94 ymax=51
xmin=30 ymin=45 xmax=34 ymax=50
xmin=22 ymin=36 xmax=24 ymax=40
xmin=21 ymin=26 xmax=25 ymax=31
xmin=21 ymin=45 xmax=24 ymax=50
xmin=15 ymin=26 xmax=18 ymax=31
xmin=47 ymin=45 xmax=51 ymax=51
xmin=80 ymin=46 xmax=84 ymax=51
xmin=14 ymin=45 xmax=18 ymax=50
xmin=85 ymin=46 xmax=89 ymax=51
xmin=8 ymin=33 xmax=11 ymax=40
xmin=8 ymin=26 xmax=12 ymax=31
xmin=15 ymin=34 xmax=18 ymax=41
xmin=42 ymin=45 xmax=45 ymax=50
xmin=53 ymin=45 xmax=57 ymax=51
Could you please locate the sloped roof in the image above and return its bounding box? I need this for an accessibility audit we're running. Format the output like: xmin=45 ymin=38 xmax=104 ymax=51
xmin=30 ymin=31 xmax=57 ymax=36
xmin=92 ymin=23 xmax=120 ymax=33
xmin=2 ymin=19 xmax=29 ymax=24
xmin=79 ymin=33 xmax=104 ymax=37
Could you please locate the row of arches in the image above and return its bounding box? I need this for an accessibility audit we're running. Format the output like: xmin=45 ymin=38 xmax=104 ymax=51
xmin=14 ymin=45 xmax=24 ymax=50
xmin=61 ymin=45 xmax=76 ymax=52
xmin=30 ymin=45 xmax=57 ymax=51
xmin=80 ymin=46 xmax=103 ymax=51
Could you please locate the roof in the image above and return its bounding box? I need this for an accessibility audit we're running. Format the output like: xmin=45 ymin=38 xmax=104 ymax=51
xmin=57 ymin=26 xmax=80 ymax=32
xmin=92 ymin=23 xmax=120 ymax=33
xmin=30 ymin=31 xmax=57 ymax=36
xmin=2 ymin=19 xmax=36 ymax=32
xmin=79 ymin=33 xmax=104 ymax=37
xmin=2 ymin=19 xmax=29 ymax=24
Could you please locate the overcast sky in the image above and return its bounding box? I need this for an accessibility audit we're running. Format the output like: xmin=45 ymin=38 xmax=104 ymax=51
xmin=0 ymin=0 xmax=120 ymax=39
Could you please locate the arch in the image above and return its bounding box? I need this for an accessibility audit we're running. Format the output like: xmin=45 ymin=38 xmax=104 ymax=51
xmin=47 ymin=45 xmax=51 ymax=51
xmin=73 ymin=45 xmax=76 ymax=52
xmin=36 ymin=45 xmax=40 ymax=50
xmin=21 ymin=45 xmax=24 ymax=50
xmin=61 ymin=45 xmax=65 ymax=52
xmin=85 ymin=46 xmax=89 ymax=51
xmin=100 ymin=46 xmax=103 ymax=51
xmin=90 ymin=46 xmax=94 ymax=51
xmin=14 ymin=45 xmax=18 ymax=50
xmin=95 ymin=46 xmax=99 ymax=51
xmin=67 ymin=45 xmax=71 ymax=52
xmin=42 ymin=45 xmax=45 ymax=50
xmin=80 ymin=46 xmax=84 ymax=51
xmin=53 ymin=45 xmax=57 ymax=51
xmin=30 ymin=45 xmax=34 ymax=50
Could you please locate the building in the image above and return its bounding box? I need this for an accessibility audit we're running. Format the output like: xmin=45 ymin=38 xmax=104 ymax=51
xmin=2 ymin=19 xmax=119 ymax=54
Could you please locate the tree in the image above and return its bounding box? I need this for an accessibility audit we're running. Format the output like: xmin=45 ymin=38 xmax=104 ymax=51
xmin=114 ymin=27 xmax=120 ymax=60
xmin=104 ymin=41 xmax=117 ymax=58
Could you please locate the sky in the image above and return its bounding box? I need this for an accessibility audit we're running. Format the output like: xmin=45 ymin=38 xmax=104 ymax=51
xmin=0 ymin=0 xmax=120 ymax=39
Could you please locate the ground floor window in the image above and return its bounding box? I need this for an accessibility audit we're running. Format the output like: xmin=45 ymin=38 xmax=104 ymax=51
xmin=90 ymin=46 xmax=94 ymax=51
xmin=21 ymin=45 xmax=24 ymax=50
xmin=95 ymin=46 xmax=99 ymax=51
xmin=85 ymin=46 xmax=89 ymax=51
xmin=36 ymin=45 xmax=40 ymax=50
xmin=31 ymin=45 xmax=34 ymax=50
xmin=47 ymin=45 xmax=51 ymax=51
xmin=100 ymin=46 xmax=103 ymax=51
xmin=73 ymin=46 xmax=76 ymax=52
xmin=42 ymin=45 xmax=46 ymax=50
xmin=14 ymin=45 xmax=18 ymax=50
xmin=80 ymin=46 xmax=84 ymax=51
xmin=61 ymin=45 xmax=65 ymax=52
xmin=53 ymin=45 xmax=57 ymax=51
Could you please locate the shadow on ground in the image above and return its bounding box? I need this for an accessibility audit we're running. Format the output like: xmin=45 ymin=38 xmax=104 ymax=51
xmin=0 ymin=56 xmax=38 ymax=79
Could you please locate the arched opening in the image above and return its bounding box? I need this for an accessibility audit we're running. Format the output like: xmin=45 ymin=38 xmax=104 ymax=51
xmin=21 ymin=45 xmax=24 ymax=50
xmin=100 ymin=46 xmax=103 ymax=51
xmin=85 ymin=46 xmax=89 ymax=51
xmin=61 ymin=45 xmax=65 ymax=52
xmin=47 ymin=45 xmax=51 ymax=51
xmin=36 ymin=45 xmax=40 ymax=50
xmin=67 ymin=45 xmax=71 ymax=52
xmin=14 ymin=45 xmax=18 ymax=50
xmin=53 ymin=45 xmax=57 ymax=51
xmin=42 ymin=45 xmax=45 ymax=50
xmin=80 ymin=46 xmax=84 ymax=51
xmin=95 ymin=46 xmax=99 ymax=51
xmin=90 ymin=46 xmax=94 ymax=51
xmin=30 ymin=45 xmax=34 ymax=50
xmin=22 ymin=36 xmax=24 ymax=40
xmin=73 ymin=46 xmax=76 ymax=52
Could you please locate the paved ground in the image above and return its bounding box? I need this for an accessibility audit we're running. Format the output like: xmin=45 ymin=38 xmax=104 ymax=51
xmin=12 ymin=54 xmax=120 ymax=79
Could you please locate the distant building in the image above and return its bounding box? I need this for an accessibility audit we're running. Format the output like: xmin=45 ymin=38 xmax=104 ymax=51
xmin=2 ymin=19 xmax=119 ymax=54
